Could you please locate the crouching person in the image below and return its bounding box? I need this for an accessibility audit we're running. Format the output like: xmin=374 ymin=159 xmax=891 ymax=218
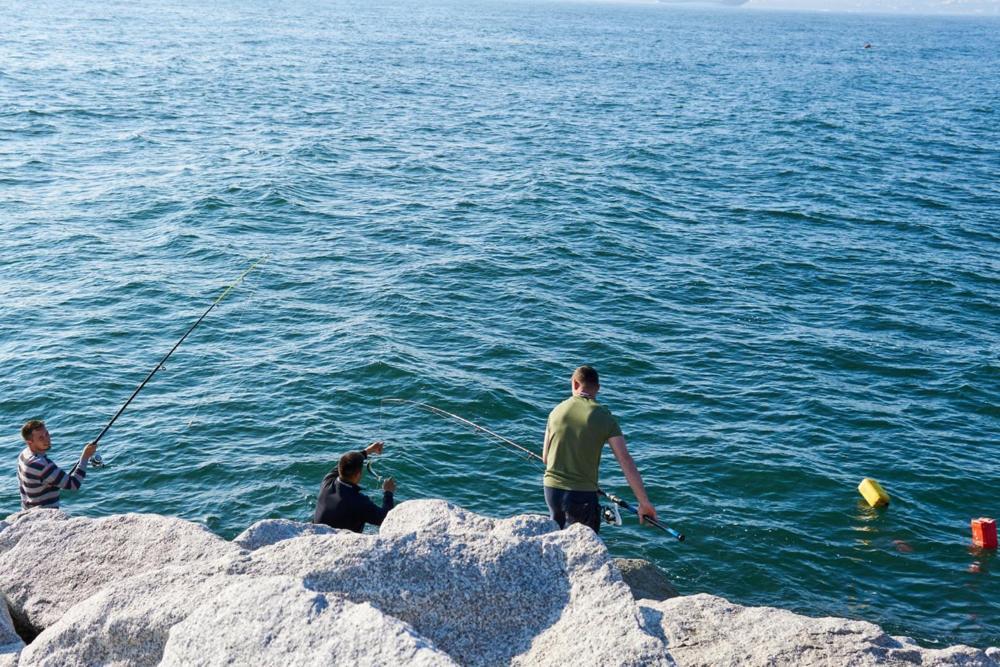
xmin=313 ymin=441 xmax=396 ymax=533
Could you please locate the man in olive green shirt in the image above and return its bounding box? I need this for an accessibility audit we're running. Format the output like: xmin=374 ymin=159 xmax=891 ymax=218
xmin=543 ymin=365 xmax=657 ymax=533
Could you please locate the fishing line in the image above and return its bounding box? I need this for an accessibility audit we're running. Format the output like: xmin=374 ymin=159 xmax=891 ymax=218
xmin=380 ymin=398 xmax=684 ymax=541
xmin=90 ymin=256 xmax=267 ymax=466
xmin=375 ymin=400 xmax=481 ymax=505
xmin=181 ymin=278 xmax=261 ymax=432
xmin=376 ymin=400 xmax=435 ymax=480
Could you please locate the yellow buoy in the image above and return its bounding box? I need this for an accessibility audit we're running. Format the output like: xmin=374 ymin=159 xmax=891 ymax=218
xmin=858 ymin=478 xmax=890 ymax=507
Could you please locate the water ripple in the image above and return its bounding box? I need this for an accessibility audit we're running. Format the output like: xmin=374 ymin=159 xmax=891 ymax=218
xmin=1 ymin=0 xmax=998 ymax=650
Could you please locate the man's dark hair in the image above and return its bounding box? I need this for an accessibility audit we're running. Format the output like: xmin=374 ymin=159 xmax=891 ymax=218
xmin=338 ymin=451 xmax=366 ymax=480
xmin=21 ymin=419 xmax=45 ymax=441
xmin=572 ymin=365 xmax=600 ymax=388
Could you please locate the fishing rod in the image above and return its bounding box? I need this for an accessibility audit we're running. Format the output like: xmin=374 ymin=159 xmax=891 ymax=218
xmin=89 ymin=257 xmax=267 ymax=463
xmin=381 ymin=398 xmax=684 ymax=541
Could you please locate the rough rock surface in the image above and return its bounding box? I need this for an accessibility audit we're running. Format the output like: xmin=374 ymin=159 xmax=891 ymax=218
xmin=19 ymin=567 xmax=231 ymax=667
xmin=159 ymin=576 xmax=458 ymax=666
xmin=21 ymin=571 xmax=456 ymax=667
xmin=232 ymin=518 xmax=341 ymax=551
xmin=0 ymin=511 xmax=241 ymax=634
xmin=614 ymin=558 xmax=679 ymax=601
xmin=0 ymin=594 xmax=20 ymax=646
xmin=220 ymin=500 xmax=667 ymax=667
xmin=640 ymin=593 xmax=998 ymax=666
xmin=0 ymin=592 xmax=23 ymax=667
xmin=3 ymin=503 xmax=997 ymax=667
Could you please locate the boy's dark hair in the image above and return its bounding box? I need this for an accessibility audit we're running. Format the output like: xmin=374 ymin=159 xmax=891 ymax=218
xmin=338 ymin=451 xmax=366 ymax=480
xmin=572 ymin=365 xmax=600 ymax=388
xmin=21 ymin=420 xmax=45 ymax=441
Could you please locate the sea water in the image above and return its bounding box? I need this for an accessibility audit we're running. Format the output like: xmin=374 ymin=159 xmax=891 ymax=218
xmin=1 ymin=0 xmax=997 ymax=649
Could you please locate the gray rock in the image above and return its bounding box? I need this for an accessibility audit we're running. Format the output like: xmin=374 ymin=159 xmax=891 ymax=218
xmin=0 ymin=647 xmax=19 ymax=667
xmin=1 ymin=509 xmax=67 ymax=525
xmin=19 ymin=567 xmax=233 ymax=667
xmin=0 ymin=511 xmax=67 ymax=555
xmin=21 ymin=571 xmax=457 ymax=667
xmin=6 ymin=503 xmax=995 ymax=667
xmin=378 ymin=501 xmax=558 ymax=540
xmin=614 ymin=558 xmax=679 ymax=601
xmin=0 ymin=592 xmax=23 ymax=667
xmin=221 ymin=499 xmax=666 ymax=667
xmin=640 ymin=593 xmax=998 ymax=666
xmin=232 ymin=518 xmax=342 ymax=551
xmin=0 ymin=512 xmax=241 ymax=635
xmin=159 ymin=576 xmax=458 ymax=666
xmin=0 ymin=594 xmax=20 ymax=647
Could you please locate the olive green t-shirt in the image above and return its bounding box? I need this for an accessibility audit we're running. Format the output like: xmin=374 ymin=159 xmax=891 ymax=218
xmin=543 ymin=395 xmax=622 ymax=492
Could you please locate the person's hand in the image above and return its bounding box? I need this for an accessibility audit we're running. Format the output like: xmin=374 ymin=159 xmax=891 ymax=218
xmin=383 ymin=477 xmax=396 ymax=493
xmin=82 ymin=442 xmax=98 ymax=460
xmin=365 ymin=441 xmax=385 ymax=457
xmin=637 ymin=501 xmax=657 ymax=525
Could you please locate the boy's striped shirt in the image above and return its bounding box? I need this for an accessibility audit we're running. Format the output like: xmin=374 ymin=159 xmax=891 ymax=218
xmin=17 ymin=448 xmax=87 ymax=510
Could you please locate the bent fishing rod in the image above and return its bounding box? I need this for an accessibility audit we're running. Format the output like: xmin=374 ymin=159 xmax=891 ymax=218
xmin=89 ymin=257 xmax=267 ymax=461
xmin=381 ymin=398 xmax=684 ymax=541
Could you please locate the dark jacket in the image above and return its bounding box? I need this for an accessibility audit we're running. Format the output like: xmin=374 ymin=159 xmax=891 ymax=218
xmin=313 ymin=469 xmax=395 ymax=533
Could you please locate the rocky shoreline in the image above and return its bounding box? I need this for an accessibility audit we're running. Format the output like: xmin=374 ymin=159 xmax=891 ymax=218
xmin=1 ymin=501 xmax=996 ymax=666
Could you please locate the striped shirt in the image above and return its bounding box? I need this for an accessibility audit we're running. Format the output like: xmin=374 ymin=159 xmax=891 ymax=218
xmin=17 ymin=448 xmax=88 ymax=510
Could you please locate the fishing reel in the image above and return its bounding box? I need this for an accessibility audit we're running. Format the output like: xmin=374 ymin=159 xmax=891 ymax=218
xmin=601 ymin=503 xmax=622 ymax=526
xmin=90 ymin=453 xmax=107 ymax=469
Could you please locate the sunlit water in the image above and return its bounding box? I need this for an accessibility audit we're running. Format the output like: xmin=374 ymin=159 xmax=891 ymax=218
xmin=1 ymin=0 xmax=997 ymax=649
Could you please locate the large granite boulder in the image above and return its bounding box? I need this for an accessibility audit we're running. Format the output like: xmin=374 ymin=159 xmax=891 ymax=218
xmin=0 ymin=511 xmax=241 ymax=635
xmin=640 ymin=593 xmax=999 ymax=666
xmin=232 ymin=518 xmax=342 ymax=551
xmin=18 ymin=567 xmax=224 ymax=667
xmin=159 ymin=576 xmax=457 ymax=666
xmin=5 ymin=503 xmax=997 ymax=667
xmin=20 ymin=501 xmax=662 ymax=666
xmin=20 ymin=571 xmax=456 ymax=667
xmin=219 ymin=500 xmax=668 ymax=667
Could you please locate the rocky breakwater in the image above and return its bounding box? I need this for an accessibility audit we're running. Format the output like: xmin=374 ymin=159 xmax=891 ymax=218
xmin=0 ymin=501 xmax=997 ymax=667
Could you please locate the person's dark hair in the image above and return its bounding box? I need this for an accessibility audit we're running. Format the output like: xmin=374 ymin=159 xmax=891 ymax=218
xmin=21 ymin=419 xmax=45 ymax=442
xmin=338 ymin=451 xmax=366 ymax=480
xmin=572 ymin=365 xmax=600 ymax=388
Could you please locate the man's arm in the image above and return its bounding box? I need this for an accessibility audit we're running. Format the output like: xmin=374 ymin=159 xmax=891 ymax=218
xmin=542 ymin=425 xmax=551 ymax=465
xmin=360 ymin=484 xmax=395 ymax=528
xmin=608 ymin=436 xmax=657 ymax=524
xmin=38 ymin=444 xmax=95 ymax=492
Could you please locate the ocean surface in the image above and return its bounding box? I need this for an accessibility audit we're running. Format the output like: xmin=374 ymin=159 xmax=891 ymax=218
xmin=1 ymin=0 xmax=997 ymax=650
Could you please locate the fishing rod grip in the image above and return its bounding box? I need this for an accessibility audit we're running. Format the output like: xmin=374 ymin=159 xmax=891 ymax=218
xmin=603 ymin=490 xmax=684 ymax=541
xmin=648 ymin=517 xmax=685 ymax=541
xmin=633 ymin=508 xmax=684 ymax=541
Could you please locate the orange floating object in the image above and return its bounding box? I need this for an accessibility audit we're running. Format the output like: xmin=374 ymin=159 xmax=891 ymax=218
xmin=971 ymin=518 xmax=997 ymax=549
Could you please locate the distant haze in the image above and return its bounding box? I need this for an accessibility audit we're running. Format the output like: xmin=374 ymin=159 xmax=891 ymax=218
xmin=744 ymin=0 xmax=999 ymax=14
xmin=656 ymin=0 xmax=1000 ymax=14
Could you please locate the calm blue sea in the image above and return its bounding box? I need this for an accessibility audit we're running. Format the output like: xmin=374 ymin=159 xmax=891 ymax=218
xmin=1 ymin=0 xmax=997 ymax=649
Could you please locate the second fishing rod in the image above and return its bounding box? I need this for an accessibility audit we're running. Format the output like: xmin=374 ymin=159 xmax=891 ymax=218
xmin=381 ymin=398 xmax=684 ymax=541
xmin=89 ymin=257 xmax=266 ymax=466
